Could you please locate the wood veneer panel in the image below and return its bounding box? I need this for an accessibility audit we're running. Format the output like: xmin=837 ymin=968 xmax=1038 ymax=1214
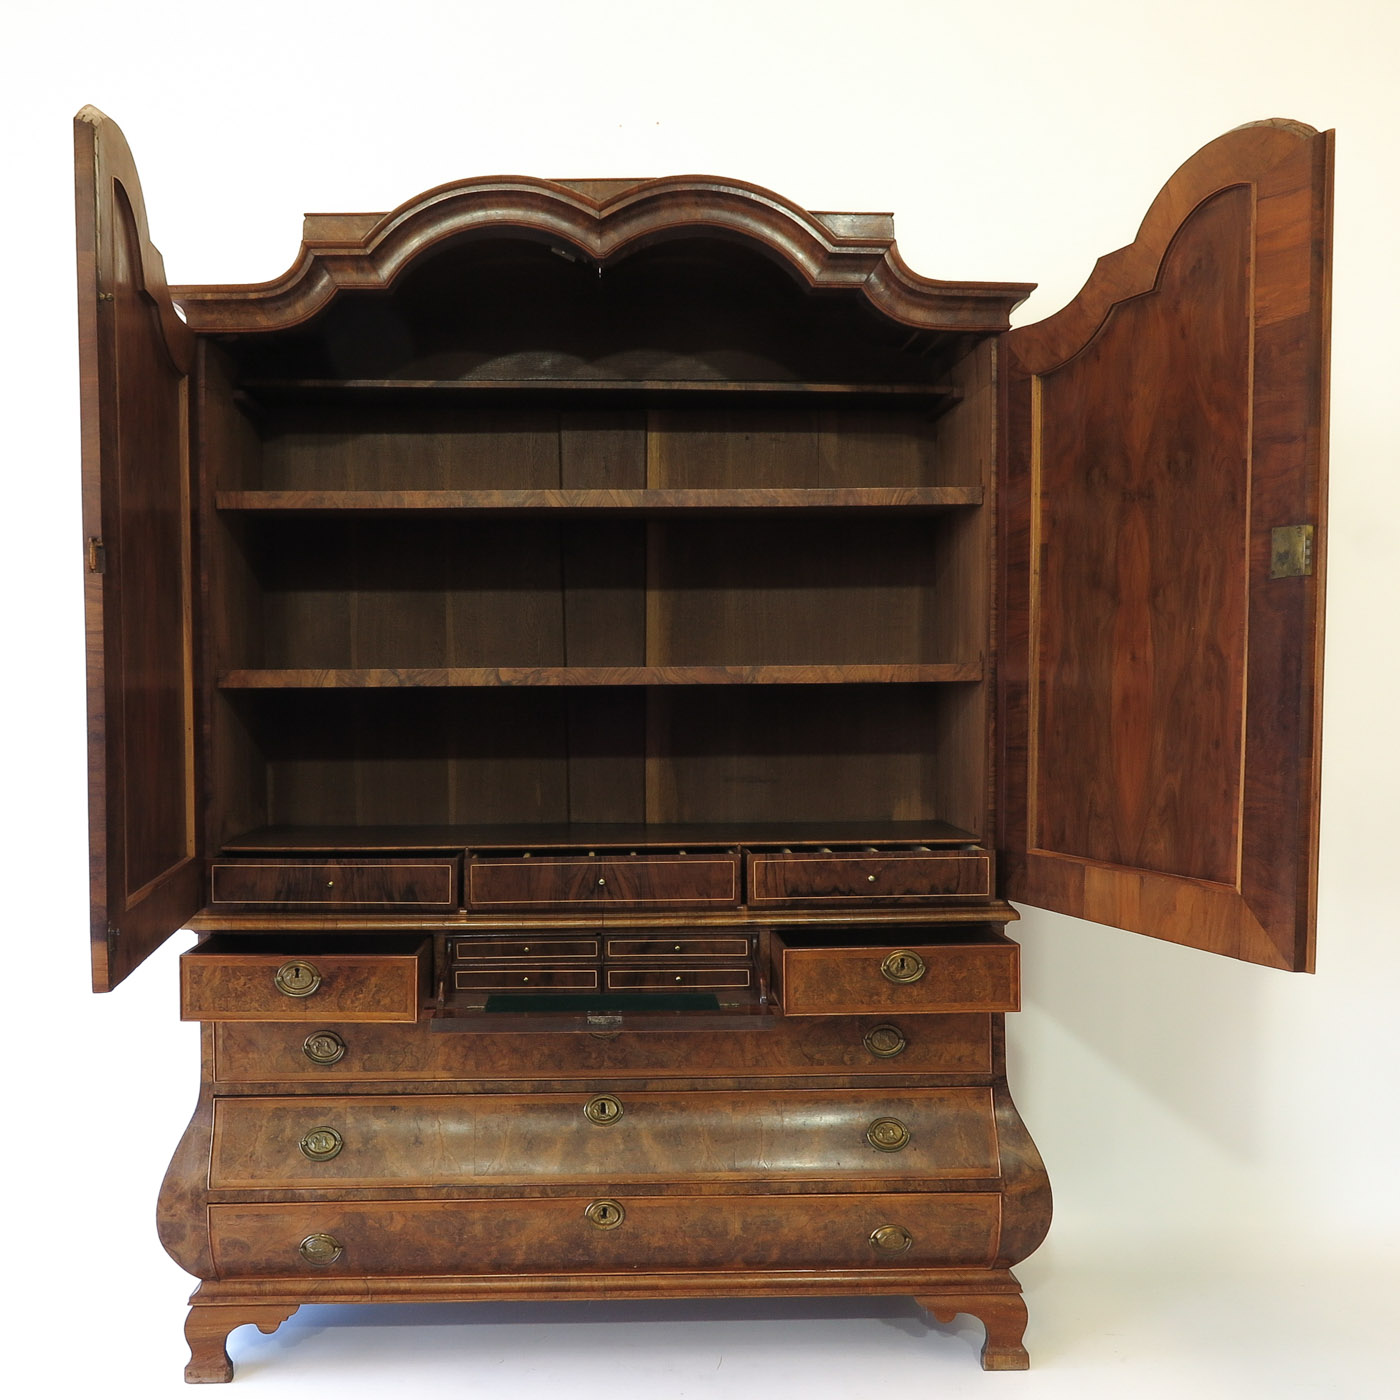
xmin=211 ymin=1014 xmax=995 ymax=1082
xmin=76 ymin=107 xmax=202 ymax=990
xmin=207 ymin=1192 xmax=1004 ymax=1276
xmin=1001 ymin=121 xmax=1331 ymax=971
xmin=208 ymin=1088 xmax=999 ymax=1188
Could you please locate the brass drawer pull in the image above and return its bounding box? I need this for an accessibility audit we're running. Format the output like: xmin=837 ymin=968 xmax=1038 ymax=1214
xmin=863 ymin=1024 xmax=907 ymax=1058
xmin=302 ymin=1030 xmax=346 ymax=1066
xmin=880 ymin=950 xmax=926 ymax=984
xmin=870 ymin=1224 xmax=913 ymax=1253
xmin=584 ymin=1199 xmax=625 ymax=1230
xmin=274 ymin=960 xmax=322 ymax=998
xmin=298 ymin=1232 xmax=344 ymax=1266
xmin=866 ymin=1117 xmax=911 ymax=1152
xmin=584 ymin=1094 xmax=624 ymax=1125
xmin=299 ymin=1126 xmax=344 ymax=1161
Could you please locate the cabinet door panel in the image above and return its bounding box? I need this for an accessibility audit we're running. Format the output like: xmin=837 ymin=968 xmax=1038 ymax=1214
xmin=1001 ymin=122 xmax=1330 ymax=971
xmin=76 ymin=108 xmax=201 ymax=990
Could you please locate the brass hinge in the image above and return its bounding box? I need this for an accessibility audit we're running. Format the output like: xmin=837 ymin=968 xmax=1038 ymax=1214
xmin=1270 ymin=525 xmax=1314 ymax=579
xmin=87 ymin=537 xmax=106 ymax=573
xmin=97 ymin=291 xmax=114 ymax=303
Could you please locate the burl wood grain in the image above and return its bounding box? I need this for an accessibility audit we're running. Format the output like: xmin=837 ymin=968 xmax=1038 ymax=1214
xmin=210 ymin=1014 xmax=996 ymax=1082
xmin=208 ymin=1087 xmax=1000 ymax=1188
xmin=207 ymin=1192 xmax=1005 ymax=1276
xmin=1002 ymin=121 xmax=1330 ymax=971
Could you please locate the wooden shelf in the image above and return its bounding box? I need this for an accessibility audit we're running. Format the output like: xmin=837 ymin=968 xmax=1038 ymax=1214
xmin=218 ymin=664 xmax=984 ymax=690
xmin=239 ymin=377 xmax=961 ymax=404
xmin=215 ymin=487 xmax=982 ymax=515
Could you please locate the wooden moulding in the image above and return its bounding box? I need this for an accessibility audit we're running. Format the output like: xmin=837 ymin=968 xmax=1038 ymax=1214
xmin=171 ymin=175 xmax=1033 ymax=336
xmin=183 ymin=1271 xmax=1028 ymax=1379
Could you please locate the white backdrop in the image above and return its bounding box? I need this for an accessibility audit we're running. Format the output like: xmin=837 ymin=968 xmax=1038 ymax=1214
xmin=3 ymin=4 xmax=1397 ymax=1396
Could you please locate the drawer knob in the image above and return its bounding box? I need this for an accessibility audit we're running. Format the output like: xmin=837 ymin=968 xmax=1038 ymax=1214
xmin=584 ymin=1199 xmax=625 ymax=1230
xmin=299 ymin=1127 xmax=344 ymax=1161
xmin=866 ymin=1117 xmax=911 ymax=1152
xmin=863 ymin=1024 xmax=908 ymax=1058
xmin=870 ymin=1224 xmax=913 ymax=1253
xmin=303 ymin=1030 xmax=346 ymax=1066
xmin=298 ymin=1233 xmax=344 ymax=1266
xmin=274 ymin=960 xmax=322 ymax=998
xmin=880 ymin=950 xmax=926 ymax=984
xmin=584 ymin=1094 xmax=624 ymax=1125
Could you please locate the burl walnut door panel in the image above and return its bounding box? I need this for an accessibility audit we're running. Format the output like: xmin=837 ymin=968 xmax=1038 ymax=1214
xmin=76 ymin=106 xmax=202 ymax=991
xmin=1001 ymin=121 xmax=1331 ymax=972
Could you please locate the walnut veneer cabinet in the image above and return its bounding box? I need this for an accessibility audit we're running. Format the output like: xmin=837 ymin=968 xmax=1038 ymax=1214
xmin=76 ymin=106 xmax=1330 ymax=1381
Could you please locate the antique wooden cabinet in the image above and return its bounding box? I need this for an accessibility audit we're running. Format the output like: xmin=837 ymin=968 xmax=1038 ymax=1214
xmin=76 ymin=107 xmax=1330 ymax=1381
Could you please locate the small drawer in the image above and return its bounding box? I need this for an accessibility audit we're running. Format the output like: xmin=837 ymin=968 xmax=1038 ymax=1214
xmin=606 ymin=936 xmax=752 ymax=959
xmin=773 ymin=933 xmax=1018 ymax=1016
xmin=209 ymin=857 xmax=458 ymax=911
xmin=452 ymin=937 xmax=601 ymax=961
xmin=606 ymin=967 xmax=752 ymax=990
xmin=467 ymin=853 xmax=740 ymax=910
xmin=181 ymin=937 xmax=429 ymax=1023
xmin=209 ymin=1191 xmax=1003 ymax=1276
xmin=748 ymin=850 xmax=990 ymax=906
xmin=454 ymin=969 xmax=599 ymax=992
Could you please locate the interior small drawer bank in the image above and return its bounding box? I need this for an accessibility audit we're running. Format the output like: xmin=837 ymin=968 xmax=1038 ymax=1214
xmin=181 ymin=936 xmax=430 ymax=1023
xmin=208 ymin=1191 xmax=1004 ymax=1276
xmin=466 ymin=851 xmax=741 ymax=911
xmin=749 ymin=847 xmax=991 ymax=905
xmin=209 ymin=856 xmax=458 ymax=911
xmin=772 ymin=930 xmax=1019 ymax=1016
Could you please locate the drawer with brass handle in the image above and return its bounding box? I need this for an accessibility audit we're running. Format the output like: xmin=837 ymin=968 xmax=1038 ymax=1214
xmin=211 ymin=1014 xmax=995 ymax=1082
xmin=180 ymin=936 xmax=429 ymax=1023
xmin=771 ymin=932 xmax=1019 ymax=1016
xmin=207 ymin=1087 xmax=1000 ymax=1188
xmin=208 ymin=1190 xmax=1004 ymax=1276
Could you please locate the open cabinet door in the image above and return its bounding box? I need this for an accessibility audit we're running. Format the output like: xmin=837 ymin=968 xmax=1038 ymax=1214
xmin=999 ymin=121 xmax=1331 ymax=972
xmin=76 ymin=107 xmax=202 ymax=991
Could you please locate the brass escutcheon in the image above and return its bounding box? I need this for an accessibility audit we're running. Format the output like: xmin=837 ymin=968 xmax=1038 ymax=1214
xmin=880 ymin=950 xmax=926 ymax=984
xmin=303 ymin=1030 xmax=347 ymax=1066
xmin=299 ymin=1127 xmax=344 ymax=1161
xmin=298 ymin=1233 xmax=344 ymax=1266
xmin=274 ymin=960 xmax=322 ymax=998
xmin=584 ymin=1093 xmax=624 ymax=1125
xmin=866 ymin=1117 xmax=911 ymax=1152
xmin=870 ymin=1224 xmax=913 ymax=1253
xmin=863 ymin=1024 xmax=907 ymax=1058
xmin=584 ymin=1199 xmax=625 ymax=1230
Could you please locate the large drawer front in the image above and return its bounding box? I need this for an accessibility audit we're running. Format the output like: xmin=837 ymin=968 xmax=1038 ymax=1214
xmin=749 ymin=850 xmax=990 ymax=906
xmin=182 ymin=942 xmax=428 ymax=1023
xmin=209 ymin=858 xmax=458 ymax=911
xmin=212 ymin=1014 xmax=994 ymax=1082
xmin=209 ymin=1087 xmax=1000 ymax=1188
xmin=467 ymin=854 xmax=740 ymax=911
xmin=209 ymin=1191 xmax=1003 ymax=1276
xmin=774 ymin=936 xmax=1018 ymax=1016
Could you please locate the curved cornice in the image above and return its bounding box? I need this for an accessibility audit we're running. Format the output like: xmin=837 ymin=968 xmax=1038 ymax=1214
xmin=1008 ymin=119 xmax=1326 ymax=375
xmin=171 ymin=174 xmax=1033 ymax=336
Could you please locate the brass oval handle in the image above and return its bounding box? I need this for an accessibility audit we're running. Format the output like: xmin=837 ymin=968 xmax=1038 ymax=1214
xmin=880 ymin=950 xmax=926 ymax=984
xmin=866 ymin=1117 xmax=911 ymax=1152
xmin=303 ymin=1030 xmax=347 ymax=1066
xmin=863 ymin=1024 xmax=907 ymax=1059
xmin=298 ymin=1232 xmax=344 ymax=1266
xmin=299 ymin=1126 xmax=344 ymax=1161
xmin=584 ymin=1199 xmax=625 ymax=1230
xmin=870 ymin=1224 xmax=913 ymax=1253
xmin=274 ymin=960 xmax=322 ymax=998
xmin=584 ymin=1094 xmax=624 ymax=1125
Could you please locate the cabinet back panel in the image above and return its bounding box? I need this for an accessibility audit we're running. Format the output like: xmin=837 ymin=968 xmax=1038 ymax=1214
xmin=646 ymin=686 xmax=973 ymax=830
